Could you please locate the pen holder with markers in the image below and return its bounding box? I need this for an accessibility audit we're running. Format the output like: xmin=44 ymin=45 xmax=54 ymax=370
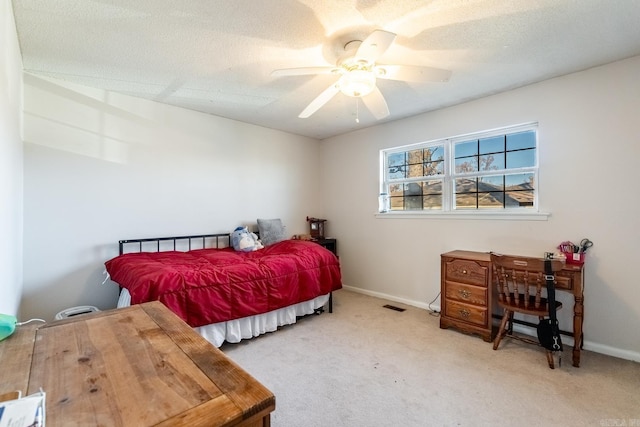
xmin=563 ymin=251 xmax=585 ymax=265
xmin=558 ymin=238 xmax=592 ymax=266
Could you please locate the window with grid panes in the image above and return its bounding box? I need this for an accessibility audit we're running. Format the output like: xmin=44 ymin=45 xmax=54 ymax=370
xmin=380 ymin=123 xmax=538 ymax=213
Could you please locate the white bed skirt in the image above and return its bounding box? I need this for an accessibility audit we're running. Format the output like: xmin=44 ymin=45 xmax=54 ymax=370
xmin=117 ymin=289 xmax=330 ymax=347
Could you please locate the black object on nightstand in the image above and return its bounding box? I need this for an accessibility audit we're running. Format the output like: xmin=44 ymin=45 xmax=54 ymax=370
xmin=313 ymin=238 xmax=337 ymax=256
xmin=312 ymin=238 xmax=337 ymax=313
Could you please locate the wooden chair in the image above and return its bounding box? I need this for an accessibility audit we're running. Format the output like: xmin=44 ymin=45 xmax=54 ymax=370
xmin=491 ymin=253 xmax=564 ymax=368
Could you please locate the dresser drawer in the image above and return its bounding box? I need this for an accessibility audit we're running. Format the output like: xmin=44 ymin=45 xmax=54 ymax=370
xmin=554 ymin=271 xmax=573 ymax=290
xmin=445 ymin=281 xmax=487 ymax=306
xmin=445 ymin=259 xmax=488 ymax=287
xmin=498 ymin=269 xmax=572 ymax=290
xmin=444 ymin=300 xmax=487 ymax=327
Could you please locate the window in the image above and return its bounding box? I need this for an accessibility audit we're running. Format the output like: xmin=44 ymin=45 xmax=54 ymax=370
xmin=380 ymin=123 xmax=539 ymax=214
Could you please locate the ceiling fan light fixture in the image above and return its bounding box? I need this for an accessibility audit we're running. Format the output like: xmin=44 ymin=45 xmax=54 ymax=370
xmin=273 ymin=29 xmax=450 ymax=119
xmin=338 ymin=69 xmax=376 ymax=97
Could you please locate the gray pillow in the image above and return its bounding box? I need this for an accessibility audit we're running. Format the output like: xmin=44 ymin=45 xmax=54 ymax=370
xmin=257 ymin=218 xmax=286 ymax=246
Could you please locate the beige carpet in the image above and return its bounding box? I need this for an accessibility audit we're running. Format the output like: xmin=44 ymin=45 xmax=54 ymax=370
xmin=221 ymin=290 xmax=640 ymax=426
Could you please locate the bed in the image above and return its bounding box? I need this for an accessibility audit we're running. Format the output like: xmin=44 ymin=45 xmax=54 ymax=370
xmin=105 ymin=232 xmax=342 ymax=347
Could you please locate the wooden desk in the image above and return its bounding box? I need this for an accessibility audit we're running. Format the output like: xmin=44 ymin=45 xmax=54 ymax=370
xmin=440 ymin=250 xmax=585 ymax=367
xmin=555 ymin=261 xmax=585 ymax=367
xmin=0 ymin=302 xmax=275 ymax=426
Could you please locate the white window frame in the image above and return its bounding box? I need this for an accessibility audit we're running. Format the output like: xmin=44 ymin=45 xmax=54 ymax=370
xmin=378 ymin=123 xmax=549 ymax=220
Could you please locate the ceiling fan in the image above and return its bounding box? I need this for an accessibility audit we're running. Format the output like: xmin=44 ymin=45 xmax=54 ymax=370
xmin=271 ymin=29 xmax=452 ymax=120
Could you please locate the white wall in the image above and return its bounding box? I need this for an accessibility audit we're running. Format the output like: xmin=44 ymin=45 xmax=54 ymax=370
xmin=321 ymin=56 xmax=640 ymax=361
xmin=21 ymin=75 xmax=322 ymax=321
xmin=0 ymin=1 xmax=24 ymax=316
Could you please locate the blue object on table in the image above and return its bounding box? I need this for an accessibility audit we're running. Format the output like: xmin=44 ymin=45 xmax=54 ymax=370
xmin=0 ymin=313 xmax=17 ymax=341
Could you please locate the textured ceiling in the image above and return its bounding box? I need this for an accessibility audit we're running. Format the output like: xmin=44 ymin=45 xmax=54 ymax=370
xmin=11 ymin=0 xmax=640 ymax=140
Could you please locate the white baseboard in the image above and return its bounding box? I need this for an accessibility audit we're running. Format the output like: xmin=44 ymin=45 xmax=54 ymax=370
xmin=508 ymin=323 xmax=640 ymax=363
xmin=341 ymin=285 xmax=640 ymax=363
xmin=342 ymin=285 xmax=441 ymax=313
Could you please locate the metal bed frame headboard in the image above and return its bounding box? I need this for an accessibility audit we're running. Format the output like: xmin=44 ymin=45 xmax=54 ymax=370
xmin=118 ymin=233 xmax=231 ymax=255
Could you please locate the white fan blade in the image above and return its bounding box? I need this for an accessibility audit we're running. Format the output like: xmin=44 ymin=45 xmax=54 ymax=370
xmin=356 ymin=30 xmax=397 ymax=62
xmin=299 ymin=82 xmax=340 ymax=118
xmin=377 ymin=64 xmax=452 ymax=82
xmin=361 ymin=87 xmax=390 ymax=120
xmin=271 ymin=66 xmax=337 ymax=77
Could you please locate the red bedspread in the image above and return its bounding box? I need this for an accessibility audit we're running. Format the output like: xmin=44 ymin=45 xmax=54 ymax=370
xmin=105 ymin=239 xmax=342 ymax=327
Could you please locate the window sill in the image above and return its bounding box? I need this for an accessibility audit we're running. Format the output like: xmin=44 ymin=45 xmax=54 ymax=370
xmin=374 ymin=211 xmax=550 ymax=221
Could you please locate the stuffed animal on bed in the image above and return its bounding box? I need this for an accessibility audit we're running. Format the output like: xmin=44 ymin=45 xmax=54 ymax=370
xmin=231 ymin=226 xmax=264 ymax=252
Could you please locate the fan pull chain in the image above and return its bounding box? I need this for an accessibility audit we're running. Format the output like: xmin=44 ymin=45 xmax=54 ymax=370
xmin=355 ymin=98 xmax=360 ymax=123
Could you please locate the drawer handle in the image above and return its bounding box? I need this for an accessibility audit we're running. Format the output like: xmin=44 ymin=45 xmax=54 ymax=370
xmin=462 ymin=269 xmax=468 ymax=274
xmin=459 ymin=309 xmax=471 ymax=319
xmin=458 ymin=289 xmax=471 ymax=299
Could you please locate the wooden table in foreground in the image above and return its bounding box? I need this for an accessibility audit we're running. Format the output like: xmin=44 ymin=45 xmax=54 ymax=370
xmin=0 ymin=301 xmax=275 ymax=426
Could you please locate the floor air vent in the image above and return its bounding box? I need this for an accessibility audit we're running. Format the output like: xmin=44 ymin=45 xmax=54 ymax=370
xmin=383 ymin=304 xmax=406 ymax=312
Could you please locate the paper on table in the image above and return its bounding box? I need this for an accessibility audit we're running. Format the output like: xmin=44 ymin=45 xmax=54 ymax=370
xmin=0 ymin=390 xmax=45 ymax=427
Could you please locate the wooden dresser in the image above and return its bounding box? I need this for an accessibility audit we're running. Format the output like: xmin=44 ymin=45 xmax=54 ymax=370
xmin=0 ymin=301 xmax=275 ymax=426
xmin=440 ymin=250 xmax=494 ymax=342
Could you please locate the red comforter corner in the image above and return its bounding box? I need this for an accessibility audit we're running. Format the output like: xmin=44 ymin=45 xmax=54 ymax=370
xmin=104 ymin=239 xmax=342 ymax=327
